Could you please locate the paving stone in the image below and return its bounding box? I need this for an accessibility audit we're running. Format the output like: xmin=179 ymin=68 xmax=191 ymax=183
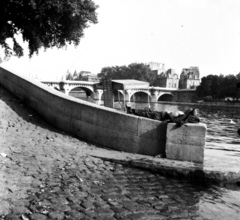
xmin=11 ymin=205 xmax=30 ymax=215
xmin=95 ymin=207 xmax=115 ymax=216
xmin=65 ymin=210 xmax=85 ymax=219
xmin=3 ymin=214 xmax=21 ymax=220
xmin=81 ymin=201 xmax=95 ymax=210
xmin=125 ymin=193 xmax=142 ymax=200
xmin=114 ymin=213 xmax=131 ymax=220
xmin=127 ymin=213 xmax=147 ymax=220
xmin=144 ymin=213 xmax=167 ymax=220
xmin=0 ymin=201 xmax=11 ymax=215
xmin=48 ymin=211 xmax=64 ymax=220
xmin=30 ymin=213 xmax=48 ymax=220
xmin=111 ymin=207 xmax=130 ymax=214
xmin=94 ymin=201 xmax=110 ymax=208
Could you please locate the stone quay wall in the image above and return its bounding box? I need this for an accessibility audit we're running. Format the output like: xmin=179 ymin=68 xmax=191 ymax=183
xmin=0 ymin=67 xmax=167 ymax=156
xmin=0 ymin=67 xmax=206 ymax=162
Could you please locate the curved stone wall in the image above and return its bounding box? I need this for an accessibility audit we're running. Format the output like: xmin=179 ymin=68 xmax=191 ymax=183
xmin=0 ymin=67 xmax=167 ymax=156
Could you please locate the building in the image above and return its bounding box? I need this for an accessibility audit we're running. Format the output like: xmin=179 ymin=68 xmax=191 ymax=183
xmin=80 ymin=71 xmax=99 ymax=82
xmin=148 ymin=62 xmax=165 ymax=75
xmin=157 ymin=69 xmax=179 ymax=88
xmin=80 ymin=71 xmax=91 ymax=78
xmin=179 ymin=67 xmax=200 ymax=89
xmin=82 ymin=74 xmax=99 ymax=82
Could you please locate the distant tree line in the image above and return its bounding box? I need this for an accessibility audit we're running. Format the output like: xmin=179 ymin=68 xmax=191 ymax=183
xmin=196 ymin=73 xmax=240 ymax=100
xmin=97 ymin=63 xmax=161 ymax=86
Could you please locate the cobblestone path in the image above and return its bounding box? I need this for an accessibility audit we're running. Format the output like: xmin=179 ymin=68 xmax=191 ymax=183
xmin=0 ymin=84 xmax=240 ymax=220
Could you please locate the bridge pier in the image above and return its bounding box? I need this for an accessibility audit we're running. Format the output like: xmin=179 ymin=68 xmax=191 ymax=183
xmin=59 ymin=81 xmax=70 ymax=95
xmin=149 ymin=90 xmax=159 ymax=103
xmin=150 ymin=95 xmax=158 ymax=103
xmin=94 ymin=89 xmax=103 ymax=100
xmin=125 ymin=90 xmax=133 ymax=103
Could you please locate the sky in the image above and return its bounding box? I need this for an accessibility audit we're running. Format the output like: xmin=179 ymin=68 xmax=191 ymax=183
xmin=1 ymin=0 xmax=240 ymax=80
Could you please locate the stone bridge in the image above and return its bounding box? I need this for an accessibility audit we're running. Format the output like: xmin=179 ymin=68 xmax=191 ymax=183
xmin=41 ymin=80 xmax=103 ymax=100
xmin=41 ymin=80 xmax=196 ymax=103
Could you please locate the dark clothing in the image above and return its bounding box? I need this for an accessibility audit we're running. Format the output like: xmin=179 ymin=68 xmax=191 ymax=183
xmin=126 ymin=106 xmax=200 ymax=126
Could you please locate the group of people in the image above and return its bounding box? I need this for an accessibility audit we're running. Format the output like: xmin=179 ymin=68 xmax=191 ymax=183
xmin=126 ymin=104 xmax=200 ymax=127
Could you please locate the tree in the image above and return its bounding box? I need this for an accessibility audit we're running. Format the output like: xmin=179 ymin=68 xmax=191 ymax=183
xmin=222 ymin=74 xmax=238 ymax=98
xmin=236 ymin=72 xmax=240 ymax=81
xmin=98 ymin=63 xmax=157 ymax=85
xmin=196 ymin=75 xmax=213 ymax=98
xmin=0 ymin=0 xmax=98 ymax=60
xmin=196 ymin=74 xmax=239 ymax=100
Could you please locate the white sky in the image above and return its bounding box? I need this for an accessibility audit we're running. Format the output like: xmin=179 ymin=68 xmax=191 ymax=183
xmin=1 ymin=0 xmax=240 ymax=80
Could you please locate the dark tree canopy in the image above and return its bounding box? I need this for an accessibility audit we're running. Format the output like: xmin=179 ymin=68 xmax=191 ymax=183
xmin=0 ymin=0 xmax=98 ymax=59
xmin=196 ymin=74 xmax=240 ymax=100
xmin=98 ymin=63 xmax=158 ymax=85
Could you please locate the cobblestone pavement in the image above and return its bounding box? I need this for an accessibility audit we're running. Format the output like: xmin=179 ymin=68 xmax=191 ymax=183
xmin=0 ymin=84 xmax=240 ymax=220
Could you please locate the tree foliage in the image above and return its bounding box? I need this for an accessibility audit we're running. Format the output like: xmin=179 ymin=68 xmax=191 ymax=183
xmin=0 ymin=0 xmax=98 ymax=59
xmin=196 ymin=74 xmax=240 ymax=99
xmin=98 ymin=63 xmax=158 ymax=85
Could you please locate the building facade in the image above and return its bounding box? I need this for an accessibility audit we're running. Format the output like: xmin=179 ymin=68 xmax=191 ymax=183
xmin=179 ymin=67 xmax=200 ymax=89
xmin=148 ymin=62 xmax=165 ymax=75
xmin=156 ymin=69 xmax=179 ymax=88
xmin=82 ymin=74 xmax=99 ymax=82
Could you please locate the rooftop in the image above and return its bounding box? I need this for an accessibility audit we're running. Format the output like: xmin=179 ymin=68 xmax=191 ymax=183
xmin=112 ymin=79 xmax=149 ymax=90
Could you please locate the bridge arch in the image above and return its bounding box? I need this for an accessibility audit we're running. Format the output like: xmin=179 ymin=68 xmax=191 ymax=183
xmin=68 ymin=86 xmax=94 ymax=99
xmin=130 ymin=91 xmax=151 ymax=102
xmin=158 ymin=93 xmax=175 ymax=101
xmin=68 ymin=85 xmax=94 ymax=93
